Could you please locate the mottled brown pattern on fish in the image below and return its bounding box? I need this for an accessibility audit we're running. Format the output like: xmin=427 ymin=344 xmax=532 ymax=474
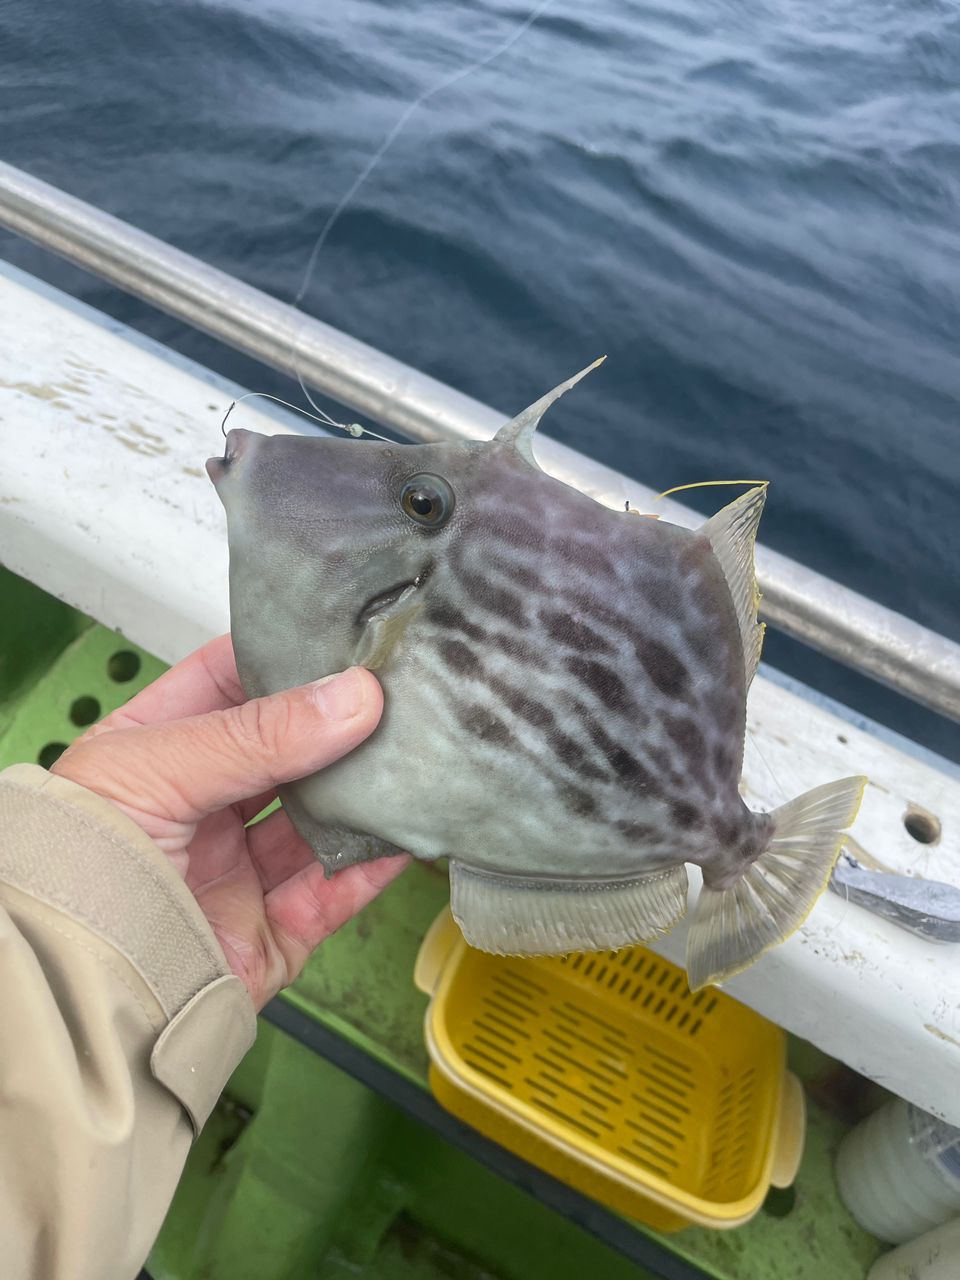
xmin=552 ymin=535 xmax=620 ymax=581
xmin=433 ymin=622 xmax=620 ymax=814
xmin=217 ymin=427 xmax=762 ymax=886
xmin=565 ymin=785 xmax=599 ymax=818
xmin=665 ymin=715 xmax=708 ymax=769
xmin=426 ymin=602 xmax=488 ymax=645
xmin=488 ymin=629 xmax=544 ymax=666
xmin=539 ymin=606 xmax=617 ymax=657
xmin=564 ymin=656 xmax=634 ymax=713
xmin=489 ymin=558 xmax=544 ymax=592
xmin=606 ymin=745 xmax=653 ymax=789
xmin=671 ymin=801 xmax=701 ymax=830
xmin=426 ymin=501 xmax=746 ymax=845
xmin=642 ymin=573 xmax=683 ymax=617
xmin=437 ymin=637 xmax=477 ymax=676
xmin=636 ymin=638 xmax=690 ymax=699
xmin=455 ymin=569 xmax=528 ymax=629
xmin=498 ymin=512 xmax=549 ymax=555
xmin=460 ymin=704 xmax=517 ymax=749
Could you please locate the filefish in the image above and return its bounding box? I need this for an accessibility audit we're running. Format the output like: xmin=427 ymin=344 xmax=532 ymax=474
xmin=206 ymin=362 xmax=866 ymax=989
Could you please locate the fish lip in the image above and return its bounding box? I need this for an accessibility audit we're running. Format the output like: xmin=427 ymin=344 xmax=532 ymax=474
xmin=206 ymin=428 xmax=255 ymax=485
xmin=357 ymin=566 xmax=431 ymax=627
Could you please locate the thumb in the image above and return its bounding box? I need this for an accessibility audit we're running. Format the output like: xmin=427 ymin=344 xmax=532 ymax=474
xmin=55 ymin=667 xmax=383 ymax=825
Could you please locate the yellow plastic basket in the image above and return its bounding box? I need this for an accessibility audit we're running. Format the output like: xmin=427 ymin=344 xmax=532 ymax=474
xmin=415 ymin=908 xmax=805 ymax=1231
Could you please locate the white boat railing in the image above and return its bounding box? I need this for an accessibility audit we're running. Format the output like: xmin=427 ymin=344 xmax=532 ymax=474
xmin=1 ymin=158 xmax=957 ymax=723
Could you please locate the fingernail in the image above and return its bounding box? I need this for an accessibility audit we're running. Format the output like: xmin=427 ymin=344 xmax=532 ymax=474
xmin=311 ymin=668 xmax=366 ymax=720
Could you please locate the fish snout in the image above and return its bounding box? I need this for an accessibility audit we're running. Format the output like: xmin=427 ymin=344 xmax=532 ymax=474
xmin=205 ymin=428 xmax=259 ymax=486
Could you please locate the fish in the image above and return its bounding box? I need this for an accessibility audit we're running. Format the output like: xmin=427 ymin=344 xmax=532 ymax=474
xmin=206 ymin=361 xmax=866 ymax=989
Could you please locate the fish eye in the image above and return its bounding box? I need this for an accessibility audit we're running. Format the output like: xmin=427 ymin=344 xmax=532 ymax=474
xmin=399 ymin=474 xmax=455 ymax=528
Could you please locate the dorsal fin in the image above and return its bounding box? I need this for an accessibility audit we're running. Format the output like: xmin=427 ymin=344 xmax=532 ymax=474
xmin=494 ymin=357 xmax=606 ymax=466
xmin=702 ymin=485 xmax=767 ymax=687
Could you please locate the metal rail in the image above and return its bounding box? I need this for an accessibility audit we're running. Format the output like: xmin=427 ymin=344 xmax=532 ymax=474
xmin=1 ymin=158 xmax=958 ymax=723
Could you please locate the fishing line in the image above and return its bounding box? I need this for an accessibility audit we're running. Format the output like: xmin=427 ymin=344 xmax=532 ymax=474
xmin=292 ymin=0 xmax=555 ymax=310
xmin=220 ymin=392 xmax=394 ymax=441
xmin=287 ymin=0 xmax=556 ymax=433
xmin=746 ymin=733 xmax=788 ymax=806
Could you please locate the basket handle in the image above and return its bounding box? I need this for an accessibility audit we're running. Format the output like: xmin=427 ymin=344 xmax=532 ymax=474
xmin=769 ymin=1071 xmax=807 ymax=1188
xmin=414 ymin=906 xmax=461 ymax=995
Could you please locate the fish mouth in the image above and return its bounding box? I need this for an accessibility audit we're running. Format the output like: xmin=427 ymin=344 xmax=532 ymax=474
xmin=357 ymin=566 xmax=431 ymax=627
xmin=205 ymin=428 xmax=256 ymax=485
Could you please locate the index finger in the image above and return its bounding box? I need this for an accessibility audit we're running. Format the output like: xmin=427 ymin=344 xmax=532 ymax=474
xmin=90 ymin=634 xmax=245 ymax=735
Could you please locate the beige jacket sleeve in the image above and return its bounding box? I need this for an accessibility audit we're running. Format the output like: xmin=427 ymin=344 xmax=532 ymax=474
xmin=0 ymin=764 xmax=257 ymax=1280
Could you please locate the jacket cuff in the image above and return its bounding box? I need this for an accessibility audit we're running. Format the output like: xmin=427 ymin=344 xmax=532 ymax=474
xmin=0 ymin=763 xmax=257 ymax=1134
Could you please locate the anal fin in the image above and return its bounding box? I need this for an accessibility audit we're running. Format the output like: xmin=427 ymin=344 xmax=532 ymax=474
xmin=450 ymin=862 xmax=688 ymax=956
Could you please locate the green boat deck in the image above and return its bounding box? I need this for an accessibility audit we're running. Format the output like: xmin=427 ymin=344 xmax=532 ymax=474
xmin=0 ymin=565 xmax=888 ymax=1280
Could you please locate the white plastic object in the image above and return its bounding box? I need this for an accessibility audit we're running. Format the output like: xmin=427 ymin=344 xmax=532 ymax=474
xmin=868 ymin=1216 xmax=960 ymax=1280
xmin=836 ymin=1099 xmax=960 ymax=1244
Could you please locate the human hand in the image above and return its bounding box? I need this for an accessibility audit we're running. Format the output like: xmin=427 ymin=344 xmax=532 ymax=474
xmin=53 ymin=634 xmax=409 ymax=1010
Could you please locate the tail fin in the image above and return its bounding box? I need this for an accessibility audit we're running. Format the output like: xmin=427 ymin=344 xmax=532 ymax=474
xmin=685 ymin=776 xmax=867 ymax=991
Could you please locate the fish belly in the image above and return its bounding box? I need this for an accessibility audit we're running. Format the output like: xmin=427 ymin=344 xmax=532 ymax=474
xmin=283 ymin=665 xmax=680 ymax=882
